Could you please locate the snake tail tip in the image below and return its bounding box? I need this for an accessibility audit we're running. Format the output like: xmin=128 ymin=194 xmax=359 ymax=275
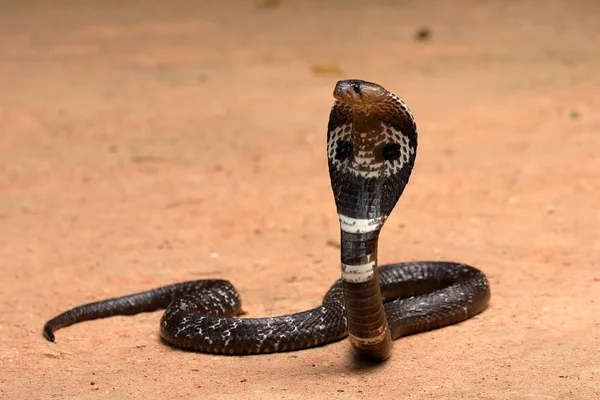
xmin=43 ymin=325 xmax=56 ymax=342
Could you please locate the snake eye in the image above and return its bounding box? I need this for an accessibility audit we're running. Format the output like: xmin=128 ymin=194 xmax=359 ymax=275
xmin=382 ymin=142 xmax=401 ymax=162
xmin=335 ymin=139 xmax=353 ymax=161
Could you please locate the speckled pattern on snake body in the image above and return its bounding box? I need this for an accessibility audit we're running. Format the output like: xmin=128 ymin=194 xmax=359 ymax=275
xmin=43 ymin=80 xmax=491 ymax=361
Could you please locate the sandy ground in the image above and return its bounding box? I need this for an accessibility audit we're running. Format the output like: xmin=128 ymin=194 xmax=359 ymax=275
xmin=1 ymin=1 xmax=599 ymax=399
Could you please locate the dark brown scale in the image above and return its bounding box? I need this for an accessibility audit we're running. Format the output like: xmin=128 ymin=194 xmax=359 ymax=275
xmin=42 ymin=80 xmax=491 ymax=360
xmin=382 ymin=142 xmax=402 ymax=162
xmin=343 ymin=276 xmax=393 ymax=361
xmin=334 ymin=139 xmax=353 ymax=161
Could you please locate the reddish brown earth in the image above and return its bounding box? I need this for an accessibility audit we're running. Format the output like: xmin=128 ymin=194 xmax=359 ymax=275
xmin=1 ymin=1 xmax=599 ymax=399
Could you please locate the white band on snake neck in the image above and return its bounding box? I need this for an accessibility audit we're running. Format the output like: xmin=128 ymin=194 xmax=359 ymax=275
xmin=341 ymin=261 xmax=376 ymax=283
xmin=338 ymin=214 xmax=386 ymax=234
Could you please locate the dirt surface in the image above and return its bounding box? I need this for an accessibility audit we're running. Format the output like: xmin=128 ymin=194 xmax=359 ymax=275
xmin=1 ymin=1 xmax=599 ymax=399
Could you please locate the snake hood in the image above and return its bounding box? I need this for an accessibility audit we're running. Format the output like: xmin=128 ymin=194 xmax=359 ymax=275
xmin=327 ymin=79 xmax=418 ymax=222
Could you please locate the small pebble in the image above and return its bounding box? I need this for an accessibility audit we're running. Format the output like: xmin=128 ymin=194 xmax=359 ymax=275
xmin=414 ymin=27 xmax=431 ymax=41
xmin=326 ymin=239 xmax=341 ymax=249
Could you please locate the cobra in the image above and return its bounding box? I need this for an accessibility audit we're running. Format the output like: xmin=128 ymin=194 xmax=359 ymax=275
xmin=43 ymin=80 xmax=490 ymax=361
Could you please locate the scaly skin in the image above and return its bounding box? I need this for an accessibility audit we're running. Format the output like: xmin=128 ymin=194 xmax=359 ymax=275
xmin=43 ymin=80 xmax=491 ymax=361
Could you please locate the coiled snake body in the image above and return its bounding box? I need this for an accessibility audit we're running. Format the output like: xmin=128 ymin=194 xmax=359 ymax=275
xmin=43 ymin=80 xmax=490 ymax=361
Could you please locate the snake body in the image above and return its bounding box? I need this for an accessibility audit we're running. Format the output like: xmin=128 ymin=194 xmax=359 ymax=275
xmin=43 ymin=80 xmax=490 ymax=361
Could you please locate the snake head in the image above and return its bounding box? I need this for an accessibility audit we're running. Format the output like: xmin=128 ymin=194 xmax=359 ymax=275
xmin=333 ymin=80 xmax=389 ymax=108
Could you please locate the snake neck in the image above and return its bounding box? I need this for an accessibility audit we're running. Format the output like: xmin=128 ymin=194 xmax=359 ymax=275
xmin=339 ymin=222 xmax=392 ymax=361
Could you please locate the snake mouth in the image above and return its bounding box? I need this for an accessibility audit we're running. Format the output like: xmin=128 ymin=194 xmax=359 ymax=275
xmin=333 ymin=79 xmax=388 ymax=107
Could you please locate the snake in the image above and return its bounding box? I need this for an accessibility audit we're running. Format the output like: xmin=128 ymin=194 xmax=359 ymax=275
xmin=43 ymin=79 xmax=490 ymax=361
